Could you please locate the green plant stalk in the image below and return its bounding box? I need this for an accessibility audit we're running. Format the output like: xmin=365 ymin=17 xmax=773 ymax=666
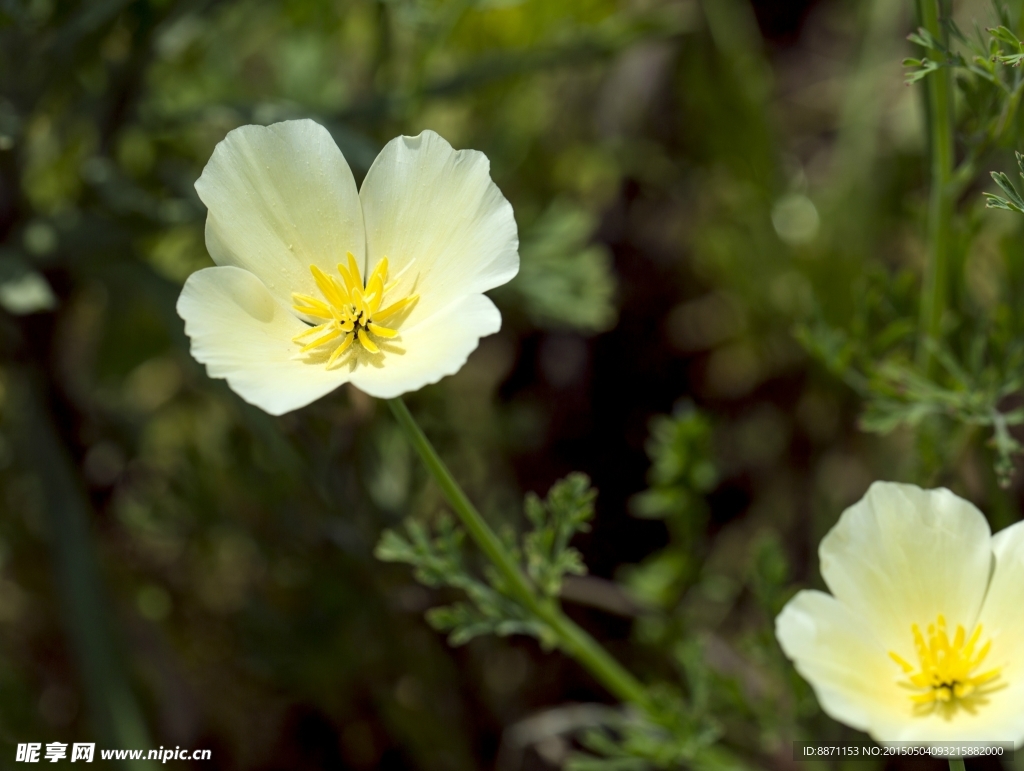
xmin=387 ymin=397 xmax=650 ymax=710
xmin=948 ymin=758 xmax=965 ymax=771
xmin=916 ymin=0 xmax=955 ymax=373
xmin=14 ymin=370 xmax=155 ymax=770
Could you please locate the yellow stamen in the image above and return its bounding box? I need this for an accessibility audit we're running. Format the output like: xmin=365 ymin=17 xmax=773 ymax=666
xmin=889 ymin=652 xmax=916 ymax=674
xmin=350 ymin=285 xmax=368 ymax=316
xmin=326 ymin=333 xmax=354 ymax=367
xmin=337 ymin=263 xmax=355 ymax=290
xmin=291 ymin=293 xmax=335 ymax=319
xmin=375 ymin=295 xmax=418 ymax=321
xmin=889 ymin=614 xmax=1005 ymax=717
xmin=367 ymin=323 xmax=398 ymax=338
xmin=292 ymin=322 xmax=332 ymax=342
xmin=290 ymin=259 xmax=416 ymax=361
xmin=357 ymin=328 xmax=379 ymax=354
xmin=367 ymin=257 xmax=389 ymax=288
xmin=310 ymin=265 xmax=345 ymax=308
xmin=365 ymin=275 xmax=385 ymax=313
xmin=299 ymin=327 xmax=341 ymax=353
xmin=347 ymin=252 xmax=361 ymax=284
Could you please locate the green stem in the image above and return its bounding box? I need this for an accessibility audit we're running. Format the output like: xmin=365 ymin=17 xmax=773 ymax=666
xmin=916 ymin=0 xmax=956 ymax=373
xmin=387 ymin=397 xmax=650 ymax=709
xmin=948 ymin=758 xmax=965 ymax=771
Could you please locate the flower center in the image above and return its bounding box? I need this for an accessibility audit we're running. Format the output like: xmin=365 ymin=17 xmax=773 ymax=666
xmin=889 ymin=614 xmax=1004 ymax=716
xmin=291 ymin=253 xmax=418 ymax=368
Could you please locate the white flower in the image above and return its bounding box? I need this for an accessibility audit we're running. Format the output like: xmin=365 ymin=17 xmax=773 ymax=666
xmin=776 ymin=481 xmax=1024 ymax=746
xmin=176 ymin=120 xmax=519 ymax=415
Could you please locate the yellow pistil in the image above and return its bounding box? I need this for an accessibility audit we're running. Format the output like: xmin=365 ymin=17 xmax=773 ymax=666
xmin=889 ymin=615 xmax=1004 ymax=717
xmin=291 ymin=253 xmax=417 ymax=367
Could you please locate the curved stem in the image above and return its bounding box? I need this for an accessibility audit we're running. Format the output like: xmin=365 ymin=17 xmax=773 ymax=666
xmin=916 ymin=0 xmax=955 ymax=373
xmin=948 ymin=758 xmax=965 ymax=771
xmin=387 ymin=397 xmax=650 ymax=710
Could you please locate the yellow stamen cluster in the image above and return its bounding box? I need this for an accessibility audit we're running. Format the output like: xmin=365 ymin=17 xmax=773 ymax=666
xmin=889 ymin=615 xmax=1003 ymax=716
xmin=291 ymin=253 xmax=417 ymax=367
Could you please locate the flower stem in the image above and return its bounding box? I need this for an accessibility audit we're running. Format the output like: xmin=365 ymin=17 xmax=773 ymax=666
xmin=387 ymin=396 xmax=650 ymax=710
xmin=948 ymin=758 xmax=965 ymax=771
xmin=916 ymin=0 xmax=955 ymax=373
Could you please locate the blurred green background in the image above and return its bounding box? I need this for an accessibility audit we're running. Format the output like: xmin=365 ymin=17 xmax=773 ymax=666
xmin=2 ymin=0 xmax=1024 ymax=768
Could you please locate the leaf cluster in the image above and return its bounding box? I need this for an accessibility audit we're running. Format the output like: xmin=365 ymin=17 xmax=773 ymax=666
xmin=375 ymin=473 xmax=597 ymax=647
xmin=623 ymin=405 xmax=717 ymax=613
xmin=631 ymin=404 xmax=717 ymax=523
xmin=799 ymin=308 xmax=1024 ymax=486
xmin=986 ymin=150 xmax=1024 ymax=213
xmin=565 ymin=680 xmax=743 ymax=771
xmin=523 ymin=472 xmax=594 ymax=597
xmin=795 ymin=7 xmax=1024 ymax=486
xmin=375 ymin=515 xmax=552 ymax=646
xmin=905 ymin=10 xmax=1024 ymax=189
xmin=505 ymin=202 xmax=619 ymax=332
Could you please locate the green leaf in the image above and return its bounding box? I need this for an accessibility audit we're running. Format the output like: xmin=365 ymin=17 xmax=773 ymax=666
xmin=426 ymin=602 xmax=554 ymax=647
xmin=375 ymin=515 xmax=472 ymax=588
xmin=904 ymin=57 xmax=941 ymax=84
xmin=630 ymin=404 xmax=716 ymax=521
xmin=565 ymin=686 xmax=734 ymax=771
xmin=505 ymin=201 xmax=618 ymax=332
xmin=373 ymin=474 xmax=603 ymax=648
xmin=523 ymin=472 xmax=596 ymax=597
xmin=989 ymin=25 xmax=1023 ymax=49
xmin=908 ymin=27 xmax=938 ymax=49
xmin=986 ymin=154 xmax=1024 ymax=214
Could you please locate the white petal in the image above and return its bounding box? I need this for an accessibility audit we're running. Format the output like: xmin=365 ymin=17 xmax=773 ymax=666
xmin=195 ymin=119 xmax=364 ymax=305
xmin=974 ymin=521 xmax=1024 ymax=748
xmin=819 ymin=482 xmax=992 ymax=655
xmin=981 ymin=521 xmax=1024 ymax=655
xmin=359 ymin=130 xmax=519 ymax=329
xmin=176 ymin=266 xmax=350 ymax=415
xmin=778 ymin=586 xmax=1024 ymax=745
xmin=775 ymin=590 xmax=905 ymax=735
xmin=346 ymin=293 xmax=501 ymax=399
xmin=889 ymin=709 xmax=1024 ymax=745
